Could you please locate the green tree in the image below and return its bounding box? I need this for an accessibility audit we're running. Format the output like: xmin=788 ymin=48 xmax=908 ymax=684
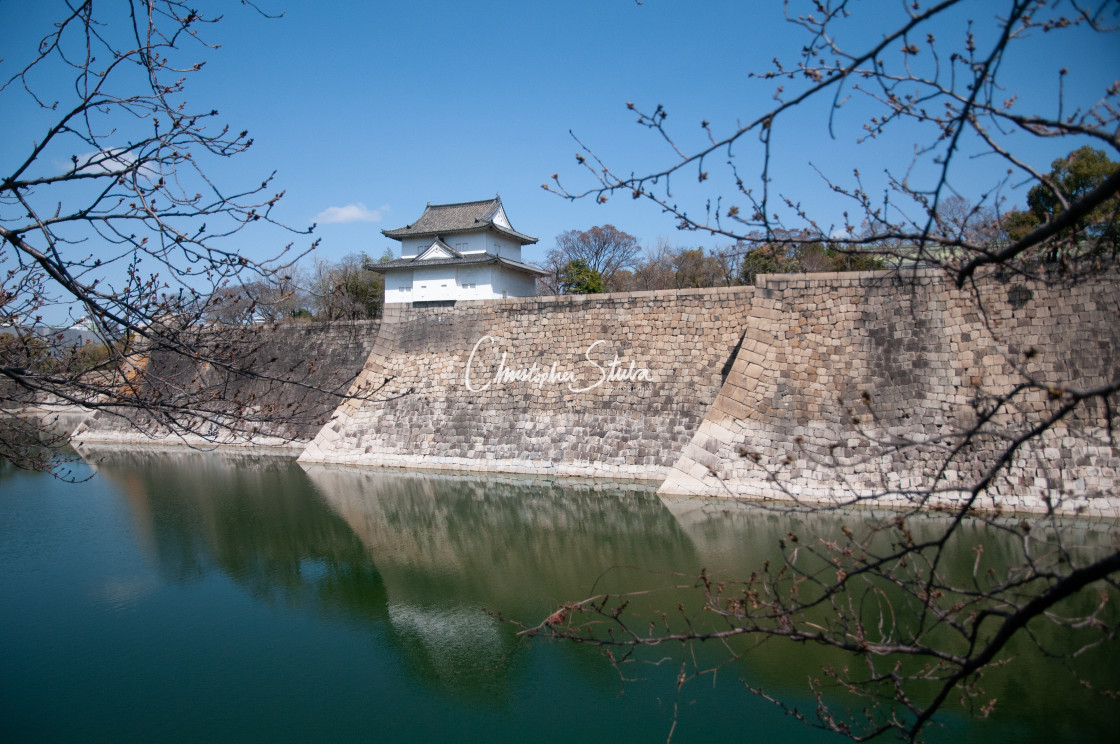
xmin=1001 ymin=208 xmax=1042 ymax=243
xmin=1025 ymin=146 xmax=1120 ymax=259
xmin=1028 ymin=147 xmax=1119 ymax=226
xmin=557 ymin=259 xmax=604 ymax=295
xmin=738 ymin=243 xmax=798 ymax=284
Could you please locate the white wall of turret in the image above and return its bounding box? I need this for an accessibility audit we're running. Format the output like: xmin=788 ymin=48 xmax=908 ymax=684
xmin=399 ymin=233 xmax=522 ymax=262
xmin=385 ymin=265 xmax=509 ymax=304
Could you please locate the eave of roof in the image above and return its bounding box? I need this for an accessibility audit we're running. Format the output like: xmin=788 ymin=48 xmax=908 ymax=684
xmin=368 ymin=253 xmax=549 ymax=277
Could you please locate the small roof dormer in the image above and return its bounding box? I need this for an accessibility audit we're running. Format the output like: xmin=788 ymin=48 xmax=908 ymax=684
xmin=416 ymin=238 xmax=462 ymax=261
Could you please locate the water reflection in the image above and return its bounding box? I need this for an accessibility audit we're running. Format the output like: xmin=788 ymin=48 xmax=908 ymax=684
xmin=302 ymin=465 xmax=695 ymax=609
xmin=302 ymin=465 xmax=704 ymax=698
xmin=0 ymin=411 xmax=87 ymax=477
xmin=80 ymin=450 xmax=703 ymax=707
xmin=69 ymin=448 xmax=1120 ymax=742
xmin=82 ymin=448 xmax=387 ymax=622
xmin=659 ymin=496 xmax=1120 ymax=740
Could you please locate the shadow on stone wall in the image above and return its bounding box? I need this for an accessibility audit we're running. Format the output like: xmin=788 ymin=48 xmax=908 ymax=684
xmin=73 ymin=320 xmax=380 ymax=447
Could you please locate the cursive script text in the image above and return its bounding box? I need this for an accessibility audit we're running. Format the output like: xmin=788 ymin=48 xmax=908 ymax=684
xmin=464 ymin=336 xmax=655 ymax=393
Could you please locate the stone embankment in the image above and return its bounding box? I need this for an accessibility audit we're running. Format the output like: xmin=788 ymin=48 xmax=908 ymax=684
xmin=298 ymin=287 xmax=756 ymax=479
xmin=660 ymin=269 xmax=1120 ymax=516
xmin=69 ymin=268 xmax=1120 ymax=516
xmin=74 ymin=319 xmax=380 ymax=449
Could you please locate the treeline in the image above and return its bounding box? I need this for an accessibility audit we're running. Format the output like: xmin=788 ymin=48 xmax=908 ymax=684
xmin=0 ymin=329 xmax=116 ymax=378
xmin=540 ymin=145 xmax=1118 ymax=295
xmin=209 ymin=146 xmax=1119 ymax=313
xmin=537 ymin=226 xmax=886 ymax=296
xmin=206 ymin=249 xmax=394 ymax=323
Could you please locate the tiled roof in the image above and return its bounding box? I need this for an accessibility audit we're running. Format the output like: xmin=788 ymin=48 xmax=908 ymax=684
xmin=368 ymin=253 xmax=549 ymax=277
xmin=381 ymin=197 xmax=538 ymax=244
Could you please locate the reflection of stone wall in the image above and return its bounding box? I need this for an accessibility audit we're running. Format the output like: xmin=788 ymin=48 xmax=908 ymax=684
xmin=303 ymin=464 xmax=701 ymax=697
xmin=302 ymin=464 xmax=694 ymax=614
xmin=80 ymin=448 xmax=388 ymax=617
xmin=300 ymin=287 xmax=755 ymax=479
xmin=73 ymin=320 xmax=380 ymax=447
xmin=661 ymin=270 xmax=1120 ymax=516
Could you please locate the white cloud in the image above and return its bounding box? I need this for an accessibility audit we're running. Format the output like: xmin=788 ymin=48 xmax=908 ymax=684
xmin=314 ymin=202 xmax=389 ymax=224
xmin=71 ymin=148 xmax=157 ymax=180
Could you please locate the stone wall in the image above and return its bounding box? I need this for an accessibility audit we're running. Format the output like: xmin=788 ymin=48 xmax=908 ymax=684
xmin=67 ymin=269 xmax=1120 ymax=516
xmin=73 ymin=319 xmax=381 ymax=448
xmin=660 ymin=269 xmax=1120 ymax=516
xmin=298 ymin=287 xmax=756 ymax=479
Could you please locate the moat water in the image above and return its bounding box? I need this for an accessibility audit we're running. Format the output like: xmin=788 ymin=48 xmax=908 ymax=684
xmin=1 ymin=449 xmax=1117 ymax=743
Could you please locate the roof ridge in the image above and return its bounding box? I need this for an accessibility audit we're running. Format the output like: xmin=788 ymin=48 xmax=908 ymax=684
xmin=424 ymin=196 xmax=500 ymax=210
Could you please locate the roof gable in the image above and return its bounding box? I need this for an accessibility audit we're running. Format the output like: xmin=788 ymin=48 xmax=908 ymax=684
xmin=491 ymin=203 xmax=511 ymax=229
xmin=417 ymin=239 xmax=461 ymax=261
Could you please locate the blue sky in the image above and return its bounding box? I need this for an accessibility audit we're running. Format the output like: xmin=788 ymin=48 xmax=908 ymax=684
xmin=4 ymin=0 xmax=1118 ymax=286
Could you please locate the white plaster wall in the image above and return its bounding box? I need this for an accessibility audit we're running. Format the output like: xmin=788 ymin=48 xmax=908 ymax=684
xmin=447 ymin=234 xmax=487 ymax=255
xmin=406 ymin=265 xmax=509 ymax=302
xmin=403 ymin=235 xmax=489 ymax=259
xmin=412 ymin=266 xmax=458 ymax=302
xmin=402 ymin=233 xmax=521 ymax=260
xmin=485 ymin=234 xmax=522 ymax=261
xmin=492 ymin=265 xmax=538 ymax=298
xmin=492 ymin=204 xmax=510 ymax=229
xmin=388 ymin=264 xmax=535 ymax=303
xmin=399 ymin=239 xmax=424 ymax=259
xmin=456 ymin=266 xmax=493 ymax=301
xmin=384 ymin=270 xmax=414 ymax=304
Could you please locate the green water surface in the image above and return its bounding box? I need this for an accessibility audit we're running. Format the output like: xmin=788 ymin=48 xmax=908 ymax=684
xmin=1 ymin=449 xmax=1116 ymax=743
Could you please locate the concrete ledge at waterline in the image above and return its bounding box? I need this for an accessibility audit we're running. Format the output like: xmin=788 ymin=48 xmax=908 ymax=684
xmin=293 ymin=450 xmax=667 ymax=486
xmin=299 ymin=460 xmax=660 ymax=495
xmin=73 ymin=438 xmax=306 ymax=461
xmin=657 ymin=477 xmax=1120 ymax=519
xmin=71 ymin=424 xmax=308 ymax=453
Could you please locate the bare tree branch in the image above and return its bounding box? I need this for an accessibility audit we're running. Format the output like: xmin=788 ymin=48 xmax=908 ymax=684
xmin=521 ymin=2 xmax=1120 ymax=740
